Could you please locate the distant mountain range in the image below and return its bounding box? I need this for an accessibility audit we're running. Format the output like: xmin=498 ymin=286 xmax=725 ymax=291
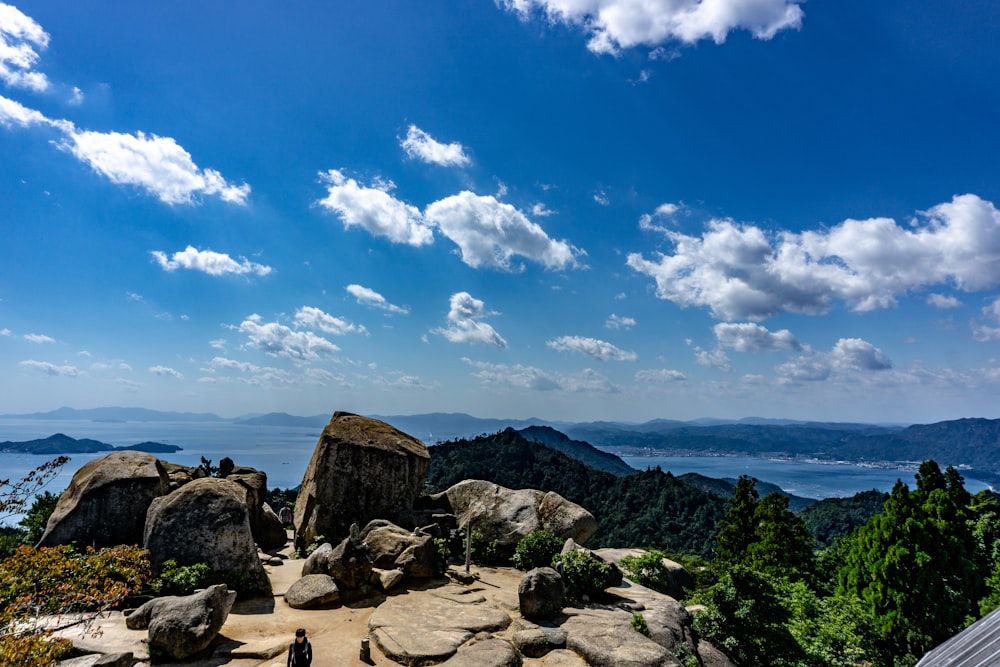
xmin=0 ymin=433 xmax=182 ymax=455
xmin=3 ymin=407 xmax=999 ymax=479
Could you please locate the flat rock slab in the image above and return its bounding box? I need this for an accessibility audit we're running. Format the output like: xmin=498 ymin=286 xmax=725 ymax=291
xmin=562 ymin=607 xmax=674 ymax=667
xmin=368 ymin=585 xmax=512 ymax=664
xmin=440 ymin=637 xmax=521 ymax=667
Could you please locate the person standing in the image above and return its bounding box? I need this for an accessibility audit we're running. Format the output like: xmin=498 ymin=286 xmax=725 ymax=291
xmin=287 ymin=628 xmax=312 ymax=667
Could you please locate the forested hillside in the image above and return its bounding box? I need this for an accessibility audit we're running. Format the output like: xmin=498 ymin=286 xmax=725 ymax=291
xmin=426 ymin=428 xmax=726 ymax=557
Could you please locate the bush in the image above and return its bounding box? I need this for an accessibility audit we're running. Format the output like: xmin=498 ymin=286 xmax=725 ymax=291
xmin=619 ymin=549 xmax=675 ymax=595
xmin=471 ymin=529 xmax=508 ymax=566
xmin=632 ymin=612 xmax=650 ymax=637
xmin=151 ymin=560 xmax=212 ymax=596
xmin=512 ymin=530 xmax=563 ymax=571
xmin=553 ymin=550 xmax=616 ymax=602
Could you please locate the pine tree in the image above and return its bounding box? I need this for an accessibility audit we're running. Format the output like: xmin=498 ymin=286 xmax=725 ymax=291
xmin=713 ymin=475 xmax=759 ymax=567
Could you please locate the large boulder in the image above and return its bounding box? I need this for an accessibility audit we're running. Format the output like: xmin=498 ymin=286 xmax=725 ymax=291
xmin=143 ymin=477 xmax=269 ymax=596
xmin=125 ymin=584 xmax=235 ymax=661
xmin=300 ymin=535 xmax=373 ymax=590
xmin=223 ymin=465 xmax=285 ymax=550
xmin=293 ymin=412 xmax=430 ymax=551
xmin=258 ymin=502 xmax=288 ymax=551
xmin=518 ymin=567 xmax=565 ymax=619
xmin=433 ymin=480 xmax=597 ymax=547
xmin=39 ymin=451 xmax=171 ymax=548
xmin=284 ymin=574 xmax=340 ymax=609
xmin=361 ymin=520 xmax=440 ymax=579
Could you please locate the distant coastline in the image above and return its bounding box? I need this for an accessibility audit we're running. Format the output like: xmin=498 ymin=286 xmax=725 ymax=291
xmin=0 ymin=433 xmax=182 ymax=455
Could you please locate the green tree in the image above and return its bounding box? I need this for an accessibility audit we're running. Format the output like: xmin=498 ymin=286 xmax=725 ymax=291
xmin=713 ymin=475 xmax=760 ymax=567
xmin=19 ymin=490 xmax=60 ymax=546
xmin=838 ymin=462 xmax=981 ymax=665
xmin=747 ymin=493 xmax=816 ymax=582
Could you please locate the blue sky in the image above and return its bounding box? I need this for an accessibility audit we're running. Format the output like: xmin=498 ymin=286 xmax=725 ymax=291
xmin=2 ymin=0 xmax=999 ymax=423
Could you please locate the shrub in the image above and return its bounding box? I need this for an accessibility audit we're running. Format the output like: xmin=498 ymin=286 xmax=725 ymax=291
xmin=632 ymin=612 xmax=651 ymax=637
xmin=512 ymin=530 xmax=563 ymax=571
xmin=619 ymin=549 xmax=676 ymax=595
xmin=151 ymin=560 xmax=212 ymax=596
xmin=553 ymin=550 xmax=616 ymax=602
xmin=471 ymin=529 xmax=508 ymax=566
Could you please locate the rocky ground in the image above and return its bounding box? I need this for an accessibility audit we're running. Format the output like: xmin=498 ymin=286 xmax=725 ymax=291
xmin=56 ymin=536 xmax=722 ymax=667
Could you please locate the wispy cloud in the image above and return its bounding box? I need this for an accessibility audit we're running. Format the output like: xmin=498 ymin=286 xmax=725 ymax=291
xmin=19 ymin=359 xmax=78 ymax=376
xmin=23 ymin=332 xmax=55 ymax=343
xmin=547 ymin=335 xmax=637 ymax=361
xmin=713 ymin=322 xmax=801 ymax=352
xmin=434 ymin=292 xmax=508 ymax=349
xmin=628 ymin=195 xmax=1000 ymax=321
xmin=346 ymin=284 xmax=409 ymax=314
xmin=463 ymin=358 xmax=617 ymax=393
xmin=498 ymin=0 xmax=804 ymax=55
xmin=151 ymin=246 xmax=271 ymax=276
xmin=635 ymin=368 xmax=686 ymax=383
xmin=294 ymin=306 xmax=366 ymax=335
xmin=149 ymin=365 xmax=184 ymax=379
xmin=927 ymin=293 xmax=962 ymax=309
xmin=605 ymin=314 xmax=636 ymax=330
xmin=0 ymin=3 xmax=50 ymax=91
xmin=400 ymin=125 xmax=471 ymax=167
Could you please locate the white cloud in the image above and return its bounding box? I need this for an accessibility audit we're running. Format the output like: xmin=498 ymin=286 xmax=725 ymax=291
xmin=317 ymin=169 xmax=433 ymax=246
xmin=463 ymin=358 xmax=617 ymax=393
xmin=346 ymin=284 xmax=409 ymax=314
xmin=239 ymin=314 xmax=340 ymax=361
xmin=0 ymin=2 xmax=50 ymax=91
xmin=547 ymin=335 xmax=637 ymax=361
xmin=972 ymin=297 xmax=1000 ymax=342
xmin=605 ymin=314 xmax=636 ymax=330
xmin=776 ymin=337 xmax=891 ymax=383
xmin=19 ymin=359 xmax=78 ymax=376
xmin=434 ymin=292 xmax=508 ymax=349
xmin=126 ymin=291 xmax=144 ymax=302
xmin=60 ymin=129 xmax=250 ymax=205
xmin=400 ymin=125 xmax=471 ymax=167
xmin=23 ymin=332 xmax=54 ymax=343
xmin=209 ymin=338 xmax=226 ymax=350
xmin=149 ymin=365 xmax=184 ymax=379
xmin=0 ymin=93 xmax=50 ymax=127
xmin=68 ymin=86 xmax=83 ymax=105
xmin=209 ymin=356 xmax=261 ymax=373
xmin=294 ymin=306 xmax=366 ymax=336
xmin=532 ymin=203 xmax=555 ymax=217
xmin=713 ymin=322 xmax=800 ymax=352
xmin=151 ymin=246 xmax=272 ymax=277
xmin=0 ymin=327 xmax=11 ymax=335
xmin=499 ymin=0 xmax=804 ymax=55
xmin=693 ymin=346 xmax=731 ymax=371
xmin=628 ymin=195 xmax=1000 ymax=321
xmin=927 ymin=293 xmax=962 ymax=309
xmin=593 ymin=191 xmax=609 ymax=206
xmin=425 ymin=191 xmax=581 ymax=271
xmin=635 ymin=368 xmax=687 ymax=383
xmin=639 ymin=202 xmax=682 ymax=233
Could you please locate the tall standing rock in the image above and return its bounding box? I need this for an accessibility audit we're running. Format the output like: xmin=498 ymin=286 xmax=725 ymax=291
xmin=38 ymin=451 xmax=171 ymax=548
xmin=294 ymin=412 xmax=430 ymax=551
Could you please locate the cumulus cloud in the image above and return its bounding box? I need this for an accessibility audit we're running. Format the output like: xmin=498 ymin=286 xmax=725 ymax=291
xmin=628 ymin=195 xmax=1000 ymax=321
xmin=927 ymin=293 xmax=962 ymax=309
xmin=294 ymin=306 xmax=366 ymax=336
xmin=434 ymin=292 xmax=508 ymax=349
xmin=499 ymin=0 xmax=803 ymax=55
xmin=345 ymin=284 xmax=409 ymax=314
xmin=0 ymin=327 xmax=11 ymax=335
xmin=713 ymin=322 xmax=800 ymax=352
xmin=23 ymin=333 xmax=54 ymax=343
xmin=547 ymin=335 xmax=637 ymax=361
xmin=239 ymin=314 xmax=340 ymax=361
xmin=151 ymin=246 xmax=271 ymax=277
xmin=0 ymin=3 xmax=50 ymax=91
xmin=317 ymin=169 xmax=432 ymax=246
xmin=0 ymin=93 xmax=51 ymax=127
xmin=605 ymin=314 xmax=636 ymax=330
xmin=149 ymin=365 xmax=184 ymax=379
xmin=19 ymin=359 xmax=78 ymax=376
xmin=635 ymin=368 xmax=686 ymax=383
xmin=60 ymin=130 xmax=250 ymax=205
xmin=425 ymin=191 xmax=581 ymax=271
xmin=400 ymin=125 xmax=471 ymax=167
xmin=776 ymin=337 xmax=891 ymax=383
xmin=693 ymin=346 xmax=731 ymax=371
xmin=463 ymin=358 xmax=617 ymax=393
xmin=639 ymin=202 xmax=682 ymax=233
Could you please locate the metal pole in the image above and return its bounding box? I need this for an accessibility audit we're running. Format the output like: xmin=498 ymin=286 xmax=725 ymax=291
xmin=465 ymin=521 xmax=471 ymax=574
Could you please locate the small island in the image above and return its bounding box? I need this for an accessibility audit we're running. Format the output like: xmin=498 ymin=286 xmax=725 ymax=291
xmin=0 ymin=433 xmax=182 ymax=455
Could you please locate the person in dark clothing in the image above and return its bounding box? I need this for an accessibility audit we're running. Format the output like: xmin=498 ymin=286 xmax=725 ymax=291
xmin=287 ymin=628 xmax=312 ymax=667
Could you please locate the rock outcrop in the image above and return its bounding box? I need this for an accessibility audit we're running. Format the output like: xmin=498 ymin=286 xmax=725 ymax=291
xmin=293 ymin=412 xmax=431 ymax=551
xmin=38 ymin=451 xmax=171 ymax=548
xmin=301 ymin=535 xmax=373 ymax=590
xmin=518 ymin=567 xmax=566 ymax=619
xmin=361 ymin=520 xmax=441 ymax=579
xmin=143 ymin=477 xmax=269 ymax=595
xmin=284 ymin=574 xmax=340 ymax=609
xmin=593 ymin=548 xmax=695 ymax=600
xmin=433 ymin=480 xmax=597 ymax=548
xmin=125 ymin=584 xmax=235 ymax=661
